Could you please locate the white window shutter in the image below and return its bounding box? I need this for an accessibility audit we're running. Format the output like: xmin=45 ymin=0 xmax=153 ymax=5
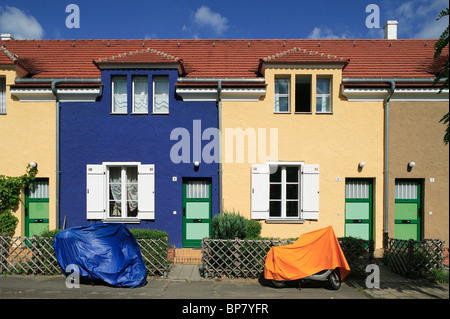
xmin=301 ymin=164 xmax=319 ymax=220
xmin=86 ymin=165 xmax=105 ymax=220
xmin=138 ymin=164 xmax=155 ymax=220
xmin=251 ymin=164 xmax=270 ymax=219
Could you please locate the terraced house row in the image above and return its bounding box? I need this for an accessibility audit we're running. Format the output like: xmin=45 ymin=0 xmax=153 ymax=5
xmin=0 ymin=24 xmax=448 ymax=252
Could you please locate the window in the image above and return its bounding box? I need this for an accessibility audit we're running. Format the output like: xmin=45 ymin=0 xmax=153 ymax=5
xmin=295 ymin=75 xmax=311 ymax=113
xmin=0 ymin=77 xmax=6 ymax=114
xmin=274 ymin=77 xmax=290 ymax=112
xmin=316 ymin=77 xmax=331 ymax=113
xmin=132 ymin=76 xmax=148 ymax=114
xmin=153 ymin=76 xmax=169 ymax=114
xmin=108 ymin=166 xmax=138 ymax=218
xmin=251 ymin=163 xmax=319 ymax=221
xmin=269 ymin=166 xmax=300 ymax=218
xmin=112 ymin=76 xmax=127 ymax=114
xmin=86 ymin=163 xmax=155 ymax=221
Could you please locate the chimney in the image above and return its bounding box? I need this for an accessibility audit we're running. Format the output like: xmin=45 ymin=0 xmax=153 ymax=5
xmin=383 ymin=20 xmax=398 ymax=40
xmin=1 ymin=33 xmax=15 ymax=41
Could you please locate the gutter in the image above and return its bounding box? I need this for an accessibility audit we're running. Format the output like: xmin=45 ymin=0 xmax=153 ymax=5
xmin=342 ymin=77 xmax=446 ymax=247
xmin=14 ymin=77 xmax=102 ymax=230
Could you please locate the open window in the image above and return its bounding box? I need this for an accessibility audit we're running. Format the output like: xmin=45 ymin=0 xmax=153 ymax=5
xmin=295 ymin=75 xmax=311 ymax=113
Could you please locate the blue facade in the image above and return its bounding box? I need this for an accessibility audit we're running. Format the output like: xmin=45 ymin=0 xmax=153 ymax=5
xmin=60 ymin=68 xmax=219 ymax=247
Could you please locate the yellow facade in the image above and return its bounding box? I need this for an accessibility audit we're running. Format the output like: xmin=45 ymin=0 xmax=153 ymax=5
xmin=0 ymin=67 xmax=56 ymax=236
xmin=221 ymin=67 xmax=385 ymax=249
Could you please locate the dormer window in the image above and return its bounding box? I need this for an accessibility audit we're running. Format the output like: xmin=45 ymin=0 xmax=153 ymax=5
xmin=132 ymin=76 xmax=148 ymax=114
xmin=274 ymin=77 xmax=290 ymax=113
xmin=112 ymin=76 xmax=127 ymax=114
xmin=273 ymin=74 xmax=333 ymax=114
xmin=316 ymin=77 xmax=331 ymax=113
xmin=153 ymin=76 xmax=169 ymax=114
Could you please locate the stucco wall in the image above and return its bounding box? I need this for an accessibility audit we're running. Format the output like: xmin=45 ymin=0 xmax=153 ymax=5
xmin=221 ymin=67 xmax=385 ymax=248
xmin=0 ymin=68 xmax=57 ymax=236
xmin=389 ymin=101 xmax=449 ymax=245
xmin=60 ymin=69 xmax=219 ymax=247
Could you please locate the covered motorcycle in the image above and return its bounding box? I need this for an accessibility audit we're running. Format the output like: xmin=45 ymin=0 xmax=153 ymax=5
xmin=264 ymin=226 xmax=350 ymax=289
xmin=53 ymin=223 xmax=147 ymax=288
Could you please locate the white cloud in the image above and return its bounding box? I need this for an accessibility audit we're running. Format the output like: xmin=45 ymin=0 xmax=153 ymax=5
xmin=307 ymin=26 xmax=350 ymax=39
xmin=386 ymin=0 xmax=448 ymax=38
xmin=193 ymin=6 xmax=229 ymax=35
xmin=0 ymin=6 xmax=44 ymax=39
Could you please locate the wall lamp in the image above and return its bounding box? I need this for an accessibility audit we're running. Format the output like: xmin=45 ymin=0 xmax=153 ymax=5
xmin=359 ymin=162 xmax=366 ymax=168
xmin=29 ymin=162 xmax=37 ymax=168
xmin=408 ymin=162 xmax=415 ymax=168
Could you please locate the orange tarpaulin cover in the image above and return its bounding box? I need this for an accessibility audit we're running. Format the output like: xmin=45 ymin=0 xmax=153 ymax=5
xmin=264 ymin=226 xmax=351 ymax=281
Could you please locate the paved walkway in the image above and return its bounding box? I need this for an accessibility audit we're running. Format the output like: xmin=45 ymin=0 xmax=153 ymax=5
xmin=348 ymin=264 xmax=449 ymax=299
xmin=0 ymin=264 xmax=448 ymax=300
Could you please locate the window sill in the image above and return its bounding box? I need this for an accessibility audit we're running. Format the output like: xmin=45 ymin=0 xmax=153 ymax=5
xmin=316 ymin=112 xmax=333 ymax=115
xmin=273 ymin=111 xmax=291 ymax=114
xmin=103 ymin=218 xmax=140 ymax=224
xmin=294 ymin=112 xmax=312 ymax=114
xmin=265 ymin=219 xmax=304 ymax=224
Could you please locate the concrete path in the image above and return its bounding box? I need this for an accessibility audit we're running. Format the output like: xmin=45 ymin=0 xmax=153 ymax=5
xmin=0 ymin=264 xmax=447 ymax=300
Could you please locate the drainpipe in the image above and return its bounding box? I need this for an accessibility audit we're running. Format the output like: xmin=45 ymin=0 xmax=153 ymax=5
xmin=217 ymin=80 xmax=223 ymax=214
xmin=342 ymin=77 xmax=446 ymax=248
xmin=177 ymin=77 xmax=266 ymax=215
xmin=14 ymin=78 xmax=102 ymax=229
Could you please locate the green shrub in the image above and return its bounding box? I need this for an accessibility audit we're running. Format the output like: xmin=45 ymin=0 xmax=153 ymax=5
xmin=211 ymin=211 xmax=247 ymax=239
xmin=37 ymin=228 xmax=62 ymax=238
xmin=0 ymin=211 xmax=19 ymax=236
xmin=129 ymin=228 xmax=169 ymax=241
xmin=245 ymin=219 xmax=262 ymax=239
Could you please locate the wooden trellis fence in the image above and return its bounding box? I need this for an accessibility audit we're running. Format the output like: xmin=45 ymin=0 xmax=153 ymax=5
xmin=201 ymin=238 xmax=293 ymax=278
xmin=201 ymin=237 xmax=375 ymax=279
xmin=0 ymin=235 xmax=170 ymax=276
xmin=385 ymin=237 xmax=445 ymax=278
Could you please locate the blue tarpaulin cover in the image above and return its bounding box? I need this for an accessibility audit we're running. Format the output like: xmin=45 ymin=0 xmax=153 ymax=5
xmin=53 ymin=223 xmax=147 ymax=288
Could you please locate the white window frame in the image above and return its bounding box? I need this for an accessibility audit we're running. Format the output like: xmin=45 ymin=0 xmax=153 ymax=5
xmin=111 ymin=76 xmax=128 ymax=114
xmin=269 ymin=164 xmax=301 ymax=219
xmin=251 ymin=162 xmax=319 ymax=222
xmin=316 ymin=76 xmax=332 ymax=113
xmin=0 ymin=77 xmax=6 ymax=115
xmin=106 ymin=164 xmax=139 ymax=220
xmin=274 ymin=77 xmax=290 ymax=113
xmin=152 ymin=75 xmax=169 ymax=114
xmin=132 ymin=76 xmax=149 ymax=114
xmin=86 ymin=162 xmax=155 ymax=222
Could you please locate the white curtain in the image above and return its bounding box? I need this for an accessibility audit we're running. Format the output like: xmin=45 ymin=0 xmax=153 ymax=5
xmin=109 ymin=167 xmax=122 ymax=217
xmin=153 ymin=77 xmax=169 ymax=113
xmin=126 ymin=167 xmax=138 ymax=215
xmin=113 ymin=77 xmax=127 ymax=113
xmin=133 ymin=77 xmax=148 ymax=113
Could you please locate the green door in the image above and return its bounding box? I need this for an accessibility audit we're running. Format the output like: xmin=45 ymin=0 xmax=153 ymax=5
xmin=394 ymin=180 xmax=421 ymax=241
xmin=182 ymin=179 xmax=212 ymax=248
xmin=25 ymin=179 xmax=49 ymax=236
xmin=345 ymin=179 xmax=373 ymax=240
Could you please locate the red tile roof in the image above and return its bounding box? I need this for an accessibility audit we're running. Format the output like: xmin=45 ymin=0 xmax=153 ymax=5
xmin=261 ymin=47 xmax=350 ymax=64
xmin=1 ymin=39 xmax=446 ymax=81
xmin=94 ymin=47 xmax=180 ymax=64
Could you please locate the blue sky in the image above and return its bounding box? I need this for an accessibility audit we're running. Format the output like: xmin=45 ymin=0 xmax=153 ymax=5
xmin=0 ymin=0 xmax=448 ymax=40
